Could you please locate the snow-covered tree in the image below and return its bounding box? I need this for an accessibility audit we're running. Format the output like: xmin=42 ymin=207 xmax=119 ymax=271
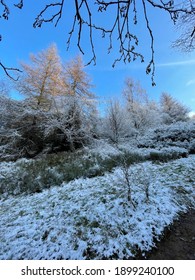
xmin=160 ymin=92 xmax=190 ymax=124
xmin=123 ymin=78 xmax=160 ymax=132
xmin=1 ymin=49 xmax=98 ymax=158
xmin=103 ymin=99 xmax=132 ymax=143
xmin=0 ymin=79 xmax=10 ymax=96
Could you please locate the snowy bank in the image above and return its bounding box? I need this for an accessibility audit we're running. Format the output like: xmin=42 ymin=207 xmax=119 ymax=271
xmin=0 ymin=156 xmax=194 ymax=259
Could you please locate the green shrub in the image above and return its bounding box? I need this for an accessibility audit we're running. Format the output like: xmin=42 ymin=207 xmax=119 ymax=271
xmin=0 ymin=148 xmax=146 ymax=196
xmin=149 ymin=147 xmax=188 ymax=162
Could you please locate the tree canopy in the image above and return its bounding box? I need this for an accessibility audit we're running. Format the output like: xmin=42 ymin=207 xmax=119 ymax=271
xmin=0 ymin=1 xmax=194 ymax=83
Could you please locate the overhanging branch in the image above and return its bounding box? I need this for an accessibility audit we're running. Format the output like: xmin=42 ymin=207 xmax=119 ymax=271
xmin=0 ymin=0 xmax=194 ymax=83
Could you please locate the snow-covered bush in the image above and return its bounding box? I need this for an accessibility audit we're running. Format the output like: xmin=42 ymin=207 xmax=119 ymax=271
xmin=138 ymin=121 xmax=195 ymax=153
xmin=101 ymin=99 xmax=136 ymax=143
xmin=148 ymin=147 xmax=188 ymax=162
xmin=0 ymin=94 xmax=98 ymax=160
xmin=189 ymin=139 xmax=195 ymax=154
xmin=160 ymin=92 xmax=190 ymax=124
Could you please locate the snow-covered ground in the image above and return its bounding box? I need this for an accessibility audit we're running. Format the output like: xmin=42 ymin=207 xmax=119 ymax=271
xmin=0 ymin=156 xmax=194 ymax=259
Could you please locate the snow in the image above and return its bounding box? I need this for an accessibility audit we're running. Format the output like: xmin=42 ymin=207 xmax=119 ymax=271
xmin=0 ymin=155 xmax=194 ymax=260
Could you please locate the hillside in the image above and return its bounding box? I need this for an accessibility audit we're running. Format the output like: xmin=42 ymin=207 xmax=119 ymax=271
xmin=0 ymin=155 xmax=194 ymax=259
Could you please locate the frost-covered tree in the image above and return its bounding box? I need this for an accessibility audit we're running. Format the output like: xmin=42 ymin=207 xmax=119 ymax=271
xmin=160 ymin=92 xmax=190 ymax=124
xmin=1 ymin=48 xmax=98 ymax=158
xmin=60 ymin=55 xmax=98 ymax=149
xmin=103 ymin=99 xmax=132 ymax=143
xmin=0 ymin=79 xmax=10 ymax=96
xmin=0 ymin=96 xmax=25 ymax=159
xmin=43 ymin=95 xmax=97 ymax=152
xmin=123 ymin=77 xmax=160 ymax=132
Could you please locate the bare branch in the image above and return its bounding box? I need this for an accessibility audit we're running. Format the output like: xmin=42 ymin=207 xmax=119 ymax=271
xmin=33 ymin=1 xmax=65 ymax=28
xmin=0 ymin=0 xmax=194 ymax=82
xmin=0 ymin=62 xmax=22 ymax=81
xmin=14 ymin=0 xmax=24 ymax=9
xmin=0 ymin=0 xmax=10 ymax=20
xmin=142 ymin=0 xmax=156 ymax=86
xmin=172 ymin=9 xmax=195 ymax=52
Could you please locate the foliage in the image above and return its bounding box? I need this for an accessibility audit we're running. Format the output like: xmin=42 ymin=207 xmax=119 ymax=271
xmin=17 ymin=44 xmax=65 ymax=109
xmin=0 ymin=144 xmax=146 ymax=196
xmin=148 ymin=147 xmax=188 ymax=162
xmin=0 ymin=47 xmax=97 ymax=160
xmin=160 ymin=92 xmax=190 ymax=124
xmin=138 ymin=121 xmax=195 ymax=154
xmin=0 ymin=138 xmax=191 ymax=197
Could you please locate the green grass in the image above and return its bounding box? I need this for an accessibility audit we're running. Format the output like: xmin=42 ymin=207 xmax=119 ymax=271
xmin=0 ymin=145 xmax=190 ymax=196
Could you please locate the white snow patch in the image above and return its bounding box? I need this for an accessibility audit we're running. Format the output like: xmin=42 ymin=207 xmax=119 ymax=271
xmin=0 ymin=156 xmax=194 ymax=259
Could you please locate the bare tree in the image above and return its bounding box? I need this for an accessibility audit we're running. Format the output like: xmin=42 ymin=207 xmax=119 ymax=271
xmin=123 ymin=78 xmax=163 ymax=130
xmin=172 ymin=1 xmax=195 ymax=52
xmin=123 ymin=77 xmax=149 ymax=130
xmin=0 ymin=1 xmax=194 ymax=83
xmin=104 ymin=99 xmax=131 ymax=143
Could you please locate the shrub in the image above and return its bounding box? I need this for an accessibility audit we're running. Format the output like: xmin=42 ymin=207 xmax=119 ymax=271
xmin=149 ymin=147 xmax=188 ymax=162
xmin=0 ymin=148 xmax=146 ymax=196
xmin=138 ymin=121 xmax=195 ymax=154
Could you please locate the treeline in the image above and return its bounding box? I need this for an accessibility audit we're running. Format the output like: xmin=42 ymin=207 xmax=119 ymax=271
xmin=0 ymin=45 xmax=191 ymax=161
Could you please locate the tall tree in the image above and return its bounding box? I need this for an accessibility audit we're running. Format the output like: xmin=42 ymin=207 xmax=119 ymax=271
xmin=123 ymin=77 xmax=149 ymax=131
xmin=160 ymin=92 xmax=190 ymax=124
xmin=61 ymin=55 xmax=97 ymax=149
xmin=104 ymin=99 xmax=131 ymax=143
xmin=123 ymin=78 xmax=162 ymax=131
xmin=16 ymin=44 xmax=64 ymax=110
xmin=12 ymin=47 xmax=98 ymax=155
xmin=63 ymin=55 xmax=94 ymax=98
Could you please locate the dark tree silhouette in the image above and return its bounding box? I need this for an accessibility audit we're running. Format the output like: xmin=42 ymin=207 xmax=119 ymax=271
xmin=172 ymin=9 xmax=195 ymax=52
xmin=0 ymin=0 xmax=194 ymax=83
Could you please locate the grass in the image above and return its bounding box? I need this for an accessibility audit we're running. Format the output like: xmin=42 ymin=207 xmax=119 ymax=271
xmin=1 ymin=155 xmax=194 ymax=259
xmin=0 ymin=143 xmax=190 ymax=196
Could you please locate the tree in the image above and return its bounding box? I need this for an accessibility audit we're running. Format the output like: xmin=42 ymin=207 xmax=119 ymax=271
xmin=123 ymin=78 xmax=162 ymax=131
xmin=123 ymin=77 xmax=148 ymax=131
xmin=160 ymin=92 xmax=190 ymax=124
xmin=59 ymin=55 xmax=97 ymax=150
xmin=15 ymin=47 xmax=97 ymax=154
xmin=173 ymin=1 xmax=195 ymax=52
xmin=0 ymin=79 xmax=10 ymax=96
xmin=0 ymin=1 xmax=194 ymax=83
xmin=0 ymin=46 xmax=98 ymax=158
xmin=63 ymin=56 xmax=94 ymax=98
xmin=103 ymin=99 xmax=131 ymax=143
xmin=16 ymin=44 xmax=64 ymax=111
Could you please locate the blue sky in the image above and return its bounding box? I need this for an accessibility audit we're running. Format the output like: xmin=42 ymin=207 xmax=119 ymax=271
xmin=1 ymin=1 xmax=195 ymax=113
